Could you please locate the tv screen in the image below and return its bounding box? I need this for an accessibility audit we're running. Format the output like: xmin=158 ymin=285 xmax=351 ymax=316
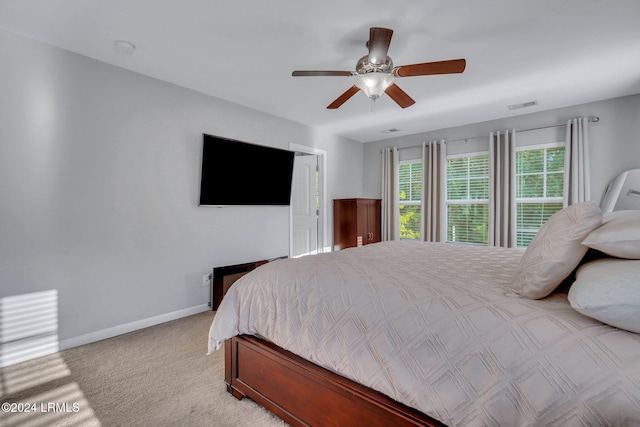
xmin=199 ymin=134 xmax=295 ymax=206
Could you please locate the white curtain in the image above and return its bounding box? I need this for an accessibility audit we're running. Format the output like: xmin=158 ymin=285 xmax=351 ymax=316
xmin=564 ymin=117 xmax=591 ymax=206
xmin=421 ymin=140 xmax=446 ymax=242
xmin=381 ymin=147 xmax=399 ymax=241
xmin=489 ymin=130 xmax=517 ymax=248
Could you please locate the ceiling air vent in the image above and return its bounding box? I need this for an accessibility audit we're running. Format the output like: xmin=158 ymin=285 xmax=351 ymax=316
xmin=380 ymin=128 xmax=401 ymax=134
xmin=508 ymin=100 xmax=538 ymax=110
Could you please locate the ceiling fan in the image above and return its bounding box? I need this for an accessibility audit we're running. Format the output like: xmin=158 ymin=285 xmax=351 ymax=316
xmin=292 ymin=27 xmax=466 ymax=109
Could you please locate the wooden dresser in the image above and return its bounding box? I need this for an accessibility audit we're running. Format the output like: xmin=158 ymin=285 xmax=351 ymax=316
xmin=333 ymin=198 xmax=381 ymax=250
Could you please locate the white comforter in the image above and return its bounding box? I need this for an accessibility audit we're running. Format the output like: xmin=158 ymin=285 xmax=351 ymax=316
xmin=208 ymin=241 xmax=640 ymax=427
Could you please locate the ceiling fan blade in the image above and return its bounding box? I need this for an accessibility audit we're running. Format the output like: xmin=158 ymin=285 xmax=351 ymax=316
xmin=385 ymin=83 xmax=415 ymax=108
xmin=367 ymin=27 xmax=393 ymax=65
xmin=327 ymin=86 xmax=360 ymax=109
xmin=393 ymin=59 xmax=466 ymax=77
xmin=292 ymin=70 xmax=353 ymax=77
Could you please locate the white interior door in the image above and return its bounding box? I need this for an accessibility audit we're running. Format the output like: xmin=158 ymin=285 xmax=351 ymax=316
xmin=290 ymin=154 xmax=319 ymax=258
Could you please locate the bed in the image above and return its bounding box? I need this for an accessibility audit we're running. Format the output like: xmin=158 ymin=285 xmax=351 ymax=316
xmin=208 ymin=202 xmax=640 ymax=426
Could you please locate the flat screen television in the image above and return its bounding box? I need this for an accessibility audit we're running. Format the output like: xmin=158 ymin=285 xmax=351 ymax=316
xmin=199 ymin=134 xmax=295 ymax=206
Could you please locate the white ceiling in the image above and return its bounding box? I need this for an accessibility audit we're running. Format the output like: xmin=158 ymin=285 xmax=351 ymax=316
xmin=1 ymin=0 xmax=640 ymax=143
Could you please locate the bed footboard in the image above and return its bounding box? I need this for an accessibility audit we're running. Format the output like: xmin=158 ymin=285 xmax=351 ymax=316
xmin=224 ymin=335 xmax=444 ymax=427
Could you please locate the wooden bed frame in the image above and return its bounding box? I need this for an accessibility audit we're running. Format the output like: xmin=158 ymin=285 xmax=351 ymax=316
xmin=225 ymin=335 xmax=445 ymax=427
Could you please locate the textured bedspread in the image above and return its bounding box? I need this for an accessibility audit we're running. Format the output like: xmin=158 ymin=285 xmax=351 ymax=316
xmin=208 ymin=241 xmax=640 ymax=426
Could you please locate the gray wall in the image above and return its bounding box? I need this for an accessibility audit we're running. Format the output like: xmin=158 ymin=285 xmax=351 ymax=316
xmin=363 ymin=94 xmax=640 ymax=204
xmin=0 ymin=30 xmax=363 ymax=347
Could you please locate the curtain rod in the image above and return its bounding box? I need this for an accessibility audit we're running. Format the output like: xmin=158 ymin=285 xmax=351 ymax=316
xmin=384 ymin=116 xmax=600 ymax=152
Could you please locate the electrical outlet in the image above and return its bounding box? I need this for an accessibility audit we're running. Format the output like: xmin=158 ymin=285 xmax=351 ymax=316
xmin=202 ymin=274 xmax=210 ymax=287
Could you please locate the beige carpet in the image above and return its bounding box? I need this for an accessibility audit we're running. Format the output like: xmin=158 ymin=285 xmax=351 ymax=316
xmin=0 ymin=311 xmax=288 ymax=427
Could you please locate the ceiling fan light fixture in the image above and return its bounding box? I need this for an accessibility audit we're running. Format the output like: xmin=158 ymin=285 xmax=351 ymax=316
xmin=355 ymin=72 xmax=394 ymax=99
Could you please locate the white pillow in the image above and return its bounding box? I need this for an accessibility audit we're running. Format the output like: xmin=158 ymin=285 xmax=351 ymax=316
xmin=582 ymin=210 xmax=640 ymax=259
xmin=568 ymin=259 xmax=640 ymax=333
xmin=511 ymin=201 xmax=602 ymax=299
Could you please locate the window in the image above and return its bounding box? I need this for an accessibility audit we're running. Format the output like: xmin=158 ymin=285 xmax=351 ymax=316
xmin=516 ymin=145 xmax=565 ymax=246
xmin=398 ymin=161 xmax=422 ymax=239
xmin=446 ymin=153 xmax=490 ymax=244
xmin=394 ymin=142 xmax=566 ymax=246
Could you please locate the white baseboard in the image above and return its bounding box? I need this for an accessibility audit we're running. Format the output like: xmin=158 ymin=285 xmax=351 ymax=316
xmin=59 ymin=304 xmax=210 ymax=351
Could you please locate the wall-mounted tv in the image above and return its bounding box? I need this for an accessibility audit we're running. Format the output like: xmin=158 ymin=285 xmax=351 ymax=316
xmin=199 ymin=134 xmax=295 ymax=206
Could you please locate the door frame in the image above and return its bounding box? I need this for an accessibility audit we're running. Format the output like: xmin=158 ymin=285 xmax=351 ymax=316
xmin=289 ymin=143 xmax=328 ymax=255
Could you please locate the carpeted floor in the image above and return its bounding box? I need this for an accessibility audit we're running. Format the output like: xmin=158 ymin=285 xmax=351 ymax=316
xmin=0 ymin=311 xmax=288 ymax=427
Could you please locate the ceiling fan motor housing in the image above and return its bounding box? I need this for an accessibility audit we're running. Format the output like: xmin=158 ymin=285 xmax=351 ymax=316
xmin=356 ymin=55 xmax=393 ymax=75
